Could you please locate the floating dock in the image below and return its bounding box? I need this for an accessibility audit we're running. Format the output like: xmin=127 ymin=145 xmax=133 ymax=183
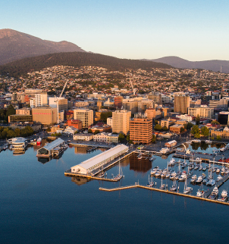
xmin=99 ymin=183 xmax=229 ymax=206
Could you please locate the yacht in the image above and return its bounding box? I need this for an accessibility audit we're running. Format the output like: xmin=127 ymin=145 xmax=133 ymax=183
xmin=191 ymin=175 xmax=197 ymax=183
xmin=168 ymin=158 xmax=175 ymax=166
xmin=199 ymin=165 xmax=203 ymax=171
xmin=170 ymin=182 xmax=177 ymax=191
xmin=194 ymin=165 xmax=199 ymax=170
xmin=147 ymin=176 xmax=154 ymax=187
xmin=218 ymin=190 xmax=228 ymax=202
xmin=206 ymin=179 xmax=216 ymax=186
xmin=150 ymin=167 xmax=159 ymax=175
xmin=196 ymin=189 xmax=205 ymax=197
xmin=192 ymin=139 xmax=201 ymax=143
xmin=183 ymin=186 xmax=193 ymax=194
xmin=205 ymin=140 xmax=212 ymax=144
xmin=150 ymin=155 xmax=156 ymax=161
xmin=202 ymin=167 xmax=207 ymax=171
xmin=216 ymin=168 xmax=220 ymax=173
xmin=221 ymin=167 xmax=226 ymax=175
xmin=216 ymin=175 xmax=223 ymax=182
xmin=155 ymin=170 xmax=162 ymax=177
xmin=165 ymin=172 xmax=171 ymax=178
xmin=212 ymin=186 xmax=219 ymax=195
xmin=196 ymin=176 xmax=203 ymax=184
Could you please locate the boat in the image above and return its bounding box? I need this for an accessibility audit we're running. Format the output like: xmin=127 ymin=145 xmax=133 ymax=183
xmin=206 ymin=179 xmax=215 ymax=186
xmin=192 ymin=139 xmax=201 ymax=143
xmin=155 ymin=170 xmax=162 ymax=177
xmin=202 ymin=173 xmax=206 ymax=179
xmin=150 ymin=155 xmax=156 ymax=161
xmin=165 ymin=172 xmax=170 ymax=178
xmin=137 ymin=154 xmax=142 ymax=160
xmin=196 ymin=176 xmax=203 ymax=184
xmin=212 ymin=186 xmax=219 ymax=195
xmin=216 ymin=168 xmax=220 ymax=173
xmin=183 ymin=178 xmax=192 ymax=194
xmin=168 ymin=158 xmax=175 ymax=166
xmin=147 ymin=175 xmax=154 ymax=187
xmin=205 ymin=140 xmax=212 ymax=144
xmin=216 ymin=175 xmax=223 ymax=182
xmin=159 ymin=178 xmax=165 ymax=190
xmin=150 ymin=166 xmax=159 ymax=175
xmin=194 ymin=165 xmax=199 ymax=170
xmin=202 ymin=167 xmax=207 ymax=171
xmin=221 ymin=166 xmax=226 ymax=175
xmin=218 ymin=190 xmax=228 ymax=202
xmin=196 ymin=189 xmax=205 ymax=197
xmin=191 ymin=174 xmax=197 ymax=183
xmin=170 ymin=181 xmax=177 ymax=191
xmin=199 ymin=165 xmax=203 ymax=171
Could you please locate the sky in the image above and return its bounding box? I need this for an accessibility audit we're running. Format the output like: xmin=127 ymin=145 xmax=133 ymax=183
xmin=1 ymin=0 xmax=229 ymax=61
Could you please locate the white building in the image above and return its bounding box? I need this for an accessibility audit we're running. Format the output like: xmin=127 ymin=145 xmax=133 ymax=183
xmin=70 ymin=144 xmax=128 ymax=175
xmin=73 ymin=108 xmax=94 ymax=128
xmin=30 ymin=93 xmax=48 ymax=108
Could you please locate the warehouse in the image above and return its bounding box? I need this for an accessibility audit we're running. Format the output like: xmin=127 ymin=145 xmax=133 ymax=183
xmin=37 ymin=138 xmax=65 ymax=157
xmin=71 ymin=144 xmax=128 ymax=175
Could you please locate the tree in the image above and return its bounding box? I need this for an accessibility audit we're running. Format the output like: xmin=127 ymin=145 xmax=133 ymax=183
xmin=191 ymin=125 xmax=199 ymax=135
xmin=216 ymin=135 xmax=221 ymax=141
xmin=118 ymin=133 xmax=125 ymax=142
xmin=201 ymin=126 xmax=209 ymax=137
xmin=194 ymin=133 xmax=200 ymax=138
xmin=94 ymin=130 xmax=100 ymax=135
xmin=154 ymin=124 xmax=162 ymax=131
xmin=100 ymin=112 xmax=112 ymax=123
xmin=185 ymin=122 xmax=193 ymax=130
xmin=162 ymin=126 xmax=168 ymax=131
xmin=195 ymin=115 xmax=200 ymax=125
xmin=211 ymin=120 xmax=220 ymax=125
xmin=180 ymin=127 xmax=185 ymax=133
xmin=151 ymin=135 xmax=156 ymax=143
xmin=88 ymin=129 xmax=92 ymax=133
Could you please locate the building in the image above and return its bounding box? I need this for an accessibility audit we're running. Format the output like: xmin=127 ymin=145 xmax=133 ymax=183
xmin=188 ymin=106 xmax=214 ymax=119
xmin=66 ymin=119 xmax=83 ymax=130
xmin=32 ymin=107 xmax=57 ymax=125
xmin=209 ymin=98 xmax=229 ymax=109
xmin=64 ymin=126 xmax=78 ymax=135
xmin=30 ymin=93 xmax=48 ymax=108
xmin=147 ymin=92 xmax=162 ymax=104
xmin=73 ymin=108 xmax=94 ymax=128
xmin=114 ymin=96 xmax=123 ymax=109
xmin=107 ymin=117 xmax=112 ymax=127
xmin=16 ymin=108 xmax=31 ymax=115
xmin=70 ymin=144 xmax=128 ymax=175
xmin=145 ymin=108 xmax=156 ymax=120
xmin=138 ymin=99 xmax=154 ymax=113
xmin=169 ymin=124 xmax=184 ymax=134
xmin=165 ymin=140 xmax=177 ymax=148
xmin=49 ymin=97 xmax=68 ymax=111
xmin=174 ymin=95 xmax=190 ymax=114
xmin=129 ymin=117 xmax=152 ymax=144
xmin=8 ymin=114 xmax=33 ymax=123
xmin=73 ymin=133 xmax=94 ymax=141
xmin=112 ymin=110 xmax=131 ymax=135
xmin=218 ymin=112 xmax=229 ymax=125
xmin=122 ymin=99 xmax=138 ymax=114
xmin=160 ymin=119 xmax=170 ymax=129
xmin=93 ymin=132 xmax=119 ymax=143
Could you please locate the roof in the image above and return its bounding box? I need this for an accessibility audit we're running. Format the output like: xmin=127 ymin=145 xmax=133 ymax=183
xmin=43 ymin=138 xmax=64 ymax=151
xmin=71 ymin=144 xmax=128 ymax=171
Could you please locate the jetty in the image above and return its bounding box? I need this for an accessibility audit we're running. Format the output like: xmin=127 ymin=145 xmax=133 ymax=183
xmin=99 ymin=183 xmax=229 ymax=206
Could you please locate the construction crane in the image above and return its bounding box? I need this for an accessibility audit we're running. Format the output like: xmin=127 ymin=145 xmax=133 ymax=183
xmin=56 ymin=81 xmax=68 ymax=124
xmin=129 ymin=79 xmax=137 ymax=96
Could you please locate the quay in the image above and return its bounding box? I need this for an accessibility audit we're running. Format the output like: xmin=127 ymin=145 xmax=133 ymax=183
xmin=99 ymin=184 xmax=229 ymax=206
xmin=65 ymin=144 xmax=135 ymax=181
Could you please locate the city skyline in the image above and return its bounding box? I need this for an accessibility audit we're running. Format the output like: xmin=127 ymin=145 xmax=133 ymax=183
xmin=1 ymin=0 xmax=229 ymax=61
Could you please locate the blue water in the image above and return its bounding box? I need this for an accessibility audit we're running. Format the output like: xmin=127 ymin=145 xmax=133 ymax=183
xmin=0 ymin=145 xmax=228 ymax=244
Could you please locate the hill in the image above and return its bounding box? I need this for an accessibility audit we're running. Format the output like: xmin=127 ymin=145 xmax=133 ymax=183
xmin=0 ymin=29 xmax=85 ymax=65
xmin=152 ymin=56 xmax=229 ymax=73
xmin=0 ymin=52 xmax=172 ymax=77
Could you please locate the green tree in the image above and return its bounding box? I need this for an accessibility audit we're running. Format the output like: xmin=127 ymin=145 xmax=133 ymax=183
xmin=216 ymin=135 xmax=221 ymax=141
xmin=191 ymin=125 xmax=199 ymax=135
xmin=100 ymin=112 xmax=112 ymax=123
xmin=94 ymin=130 xmax=100 ymax=135
xmin=154 ymin=124 xmax=162 ymax=131
xmin=185 ymin=122 xmax=193 ymax=130
xmin=162 ymin=126 xmax=168 ymax=131
xmin=194 ymin=133 xmax=201 ymax=138
xmin=201 ymin=126 xmax=209 ymax=137
xmin=151 ymin=135 xmax=156 ymax=143
xmin=195 ymin=115 xmax=200 ymax=125
xmin=88 ymin=129 xmax=92 ymax=133
xmin=180 ymin=127 xmax=185 ymax=133
xmin=118 ymin=133 xmax=125 ymax=142
xmin=211 ymin=120 xmax=220 ymax=125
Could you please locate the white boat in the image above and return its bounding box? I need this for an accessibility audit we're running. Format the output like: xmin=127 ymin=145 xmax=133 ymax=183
xmin=183 ymin=178 xmax=193 ymax=194
xmin=196 ymin=189 xmax=205 ymax=197
xmin=216 ymin=168 xmax=220 ymax=173
xmin=191 ymin=174 xmax=197 ymax=183
xmin=147 ymin=175 xmax=154 ymax=187
xmin=150 ymin=166 xmax=159 ymax=175
xmin=165 ymin=173 xmax=170 ymax=178
xmin=170 ymin=181 xmax=177 ymax=191
xmin=196 ymin=176 xmax=203 ymax=184
xmin=205 ymin=140 xmax=212 ymax=144
xmin=221 ymin=167 xmax=226 ymax=174
xmin=150 ymin=155 xmax=156 ymax=161
xmin=155 ymin=170 xmax=162 ymax=177
xmin=206 ymin=179 xmax=215 ymax=186
xmin=199 ymin=165 xmax=203 ymax=171
xmin=159 ymin=178 xmax=165 ymax=190
xmin=218 ymin=190 xmax=228 ymax=201
xmin=137 ymin=154 xmax=142 ymax=160
xmin=212 ymin=186 xmax=219 ymax=195
xmin=216 ymin=175 xmax=223 ymax=182
xmin=168 ymin=158 xmax=175 ymax=166
xmin=192 ymin=139 xmax=201 ymax=143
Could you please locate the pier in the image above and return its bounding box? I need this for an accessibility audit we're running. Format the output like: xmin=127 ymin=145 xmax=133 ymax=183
xmin=99 ymin=184 xmax=229 ymax=206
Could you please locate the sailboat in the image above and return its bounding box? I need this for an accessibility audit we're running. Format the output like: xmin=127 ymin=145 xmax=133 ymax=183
xmin=183 ymin=178 xmax=192 ymax=194
xmin=160 ymin=177 xmax=165 ymax=190
xmin=113 ymin=159 xmax=124 ymax=180
xmin=147 ymin=175 xmax=154 ymax=187
xmin=170 ymin=180 xmax=177 ymax=191
xmin=196 ymin=183 xmax=205 ymax=197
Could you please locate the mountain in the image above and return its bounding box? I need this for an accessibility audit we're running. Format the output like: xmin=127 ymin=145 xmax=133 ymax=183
xmin=0 ymin=52 xmax=171 ymax=77
xmin=152 ymin=56 xmax=229 ymax=73
xmin=0 ymin=29 xmax=85 ymax=65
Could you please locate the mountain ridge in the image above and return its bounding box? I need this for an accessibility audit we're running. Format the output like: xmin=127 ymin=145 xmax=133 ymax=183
xmin=0 ymin=28 xmax=85 ymax=65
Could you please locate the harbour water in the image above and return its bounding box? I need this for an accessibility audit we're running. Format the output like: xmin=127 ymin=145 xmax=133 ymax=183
xmin=0 ymin=143 xmax=229 ymax=244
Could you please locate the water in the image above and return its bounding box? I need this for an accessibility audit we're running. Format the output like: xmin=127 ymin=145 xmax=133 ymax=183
xmin=0 ymin=144 xmax=229 ymax=244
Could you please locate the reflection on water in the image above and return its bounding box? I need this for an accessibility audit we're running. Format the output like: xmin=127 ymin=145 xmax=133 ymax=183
xmin=74 ymin=146 xmax=87 ymax=154
xmin=38 ymin=157 xmax=51 ymax=164
xmin=129 ymin=154 xmax=152 ymax=173
xmin=71 ymin=177 xmax=89 ymax=186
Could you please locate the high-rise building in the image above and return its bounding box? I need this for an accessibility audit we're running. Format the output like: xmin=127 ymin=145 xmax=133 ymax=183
xmin=30 ymin=93 xmax=48 ymax=108
xmin=188 ymin=106 xmax=214 ymax=119
xmin=73 ymin=108 xmax=94 ymax=128
xmin=112 ymin=110 xmax=131 ymax=135
xmin=49 ymin=97 xmax=68 ymax=111
xmin=32 ymin=107 xmax=57 ymax=125
xmin=174 ymin=96 xmax=190 ymax=114
xmin=130 ymin=117 xmax=152 ymax=144
xmin=114 ymin=96 xmax=123 ymax=109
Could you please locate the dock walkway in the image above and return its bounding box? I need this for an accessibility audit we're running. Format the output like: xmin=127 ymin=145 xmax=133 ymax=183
xmin=99 ymin=184 xmax=229 ymax=206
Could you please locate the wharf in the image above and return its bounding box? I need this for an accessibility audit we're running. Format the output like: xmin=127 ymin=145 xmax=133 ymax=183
xmin=64 ymin=150 xmax=135 ymax=181
xmin=68 ymin=142 xmax=111 ymax=149
xmin=99 ymin=184 xmax=229 ymax=206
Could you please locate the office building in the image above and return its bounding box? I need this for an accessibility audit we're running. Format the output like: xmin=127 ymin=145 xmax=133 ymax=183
xmin=112 ymin=110 xmax=131 ymax=135
xmin=174 ymin=96 xmax=190 ymax=114
xmin=73 ymin=108 xmax=94 ymax=128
